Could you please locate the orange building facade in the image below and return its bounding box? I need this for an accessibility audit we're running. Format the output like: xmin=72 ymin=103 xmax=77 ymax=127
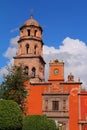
xmin=14 ymin=16 xmax=87 ymax=130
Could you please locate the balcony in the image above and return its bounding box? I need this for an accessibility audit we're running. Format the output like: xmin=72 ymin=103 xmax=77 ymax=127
xmin=42 ymin=110 xmax=69 ymax=118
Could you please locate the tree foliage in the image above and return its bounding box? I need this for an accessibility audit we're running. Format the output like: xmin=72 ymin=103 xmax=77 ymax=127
xmin=22 ymin=115 xmax=57 ymax=130
xmin=0 ymin=65 xmax=29 ymax=110
xmin=0 ymin=100 xmax=22 ymax=130
xmin=0 ymin=84 xmax=4 ymax=99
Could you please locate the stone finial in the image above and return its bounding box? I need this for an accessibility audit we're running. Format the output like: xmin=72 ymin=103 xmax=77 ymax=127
xmin=68 ymin=73 xmax=74 ymax=82
xmin=78 ymin=77 xmax=80 ymax=82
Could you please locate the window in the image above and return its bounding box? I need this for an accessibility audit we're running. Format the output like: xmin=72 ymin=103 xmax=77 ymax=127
xmin=27 ymin=29 xmax=30 ymax=36
xmin=45 ymin=100 xmax=48 ymax=111
xmin=26 ymin=44 xmax=29 ymax=54
xmin=34 ymin=45 xmax=37 ymax=54
xmin=24 ymin=66 xmax=29 ymax=75
xmin=52 ymin=101 xmax=59 ymax=111
xmin=31 ymin=67 xmax=36 ymax=78
xmin=34 ymin=30 xmax=37 ymax=36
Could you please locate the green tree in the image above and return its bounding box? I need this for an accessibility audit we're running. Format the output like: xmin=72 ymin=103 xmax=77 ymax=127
xmin=0 ymin=100 xmax=22 ymax=130
xmin=0 ymin=65 xmax=29 ymax=111
xmin=0 ymin=84 xmax=4 ymax=99
xmin=22 ymin=115 xmax=57 ymax=130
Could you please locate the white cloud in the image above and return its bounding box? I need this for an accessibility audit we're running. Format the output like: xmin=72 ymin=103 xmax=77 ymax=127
xmin=0 ymin=36 xmax=18 ymax=82
xmin=59 ymin=37 xmax=87 ymax=55
xmin=3 ymin=36 xmax=19 ymax=59
xmin=0 ymin=58 xmax=14 ymax=82
xmin=0 ymin=67 xmax=8 ymax=81
xmin=10 ymin=35 xmax=19 ymax=47
xmin=4 ymin=47 xmax=17 ymax=59
xmin=43 ymin=37 xmax=87 ymax=87
xmin=43 ymin=45 xmax=59 ymax=54
xmin=10 ymin=27 xmax=19 ymax=33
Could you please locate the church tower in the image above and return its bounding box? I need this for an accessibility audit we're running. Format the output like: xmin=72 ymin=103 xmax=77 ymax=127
xmin=14 ymin=16 xmax=45 ymax=83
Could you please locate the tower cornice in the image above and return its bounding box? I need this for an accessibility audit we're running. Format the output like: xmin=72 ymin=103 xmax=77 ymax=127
xmin=20 ymin=25 xmax=43 ymax=32
xmin=14 ymin=55 xmax=46 ymax=64
xmin=18 ymin=37 xmax=44 ymax=45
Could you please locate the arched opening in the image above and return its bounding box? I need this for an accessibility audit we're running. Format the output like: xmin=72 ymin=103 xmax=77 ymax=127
xmin=34 ymin=30 xmax=37 ymax=37
xmin=27 ymin=29 xmax=30 ymax=36
xmin=26 ymin=44 xmax=29 ymax=54
xmin=34 ymin=45 xmax=37 ymax=54
xmin=31 ymin=67 xmax=36 ymax=78
xmin=24 ymin=66 xmax=29 ymax=75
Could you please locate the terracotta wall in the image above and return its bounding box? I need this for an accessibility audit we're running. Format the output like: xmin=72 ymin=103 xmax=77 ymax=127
xmin=80 ymin=93 xmax=87 ymax=120
xmin=67 ymin=84 xmax=79 ymax=130
xmin=25 ymin=83 xmax=48 ymax=115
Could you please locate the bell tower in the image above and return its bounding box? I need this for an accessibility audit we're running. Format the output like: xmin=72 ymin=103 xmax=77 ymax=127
xmin=14 ymin=16 xmax=45 ymax=83
xmin=48 ymin=59 xmax=64 ymax=82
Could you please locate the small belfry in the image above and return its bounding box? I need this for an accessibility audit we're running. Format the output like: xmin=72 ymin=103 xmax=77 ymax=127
xmin=14 ymin=16 xmax=45 ymax=83
xmin=48 ymin=59 xmax=64 ymax=82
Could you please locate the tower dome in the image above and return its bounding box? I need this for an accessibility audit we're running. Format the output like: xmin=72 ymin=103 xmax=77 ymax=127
xmin=19 ymin=15 xmax=43 ymax=42
xmin=20 ymin=16 xmax=43 ymax=31
xmin=24 ymin=16 xmax=41 ymax=27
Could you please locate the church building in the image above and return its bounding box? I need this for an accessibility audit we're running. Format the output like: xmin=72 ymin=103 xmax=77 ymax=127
xmin=14 ymin=16 xmax=87 ymax=130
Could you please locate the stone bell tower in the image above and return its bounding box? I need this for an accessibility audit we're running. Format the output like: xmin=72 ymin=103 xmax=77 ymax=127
xmin=14 ymin=16 xmax=45 ymax=83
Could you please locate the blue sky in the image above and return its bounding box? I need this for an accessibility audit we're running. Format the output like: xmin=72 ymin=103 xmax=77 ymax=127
xmin=0 ymin=0 xmax=87 ymax=86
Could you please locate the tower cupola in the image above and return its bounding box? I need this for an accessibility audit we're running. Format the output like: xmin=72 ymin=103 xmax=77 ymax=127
xmin=19 ymin=16 xmax=43 ymax=42
xmin=24 ymin=16 xmax=42 ymax=28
